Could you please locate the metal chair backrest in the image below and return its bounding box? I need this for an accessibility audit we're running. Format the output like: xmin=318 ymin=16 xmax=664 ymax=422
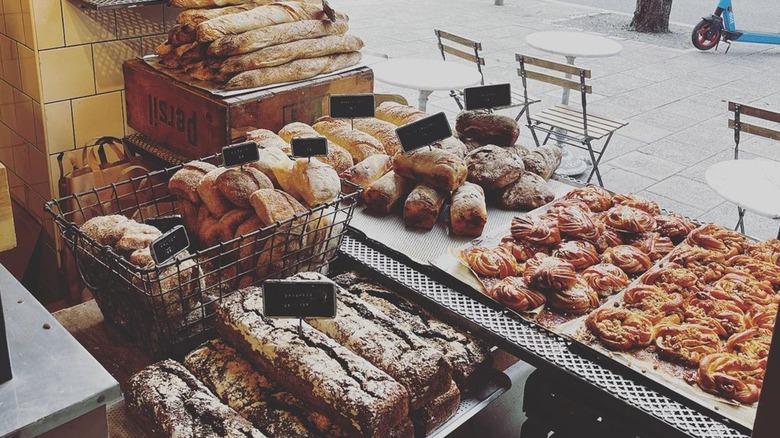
xmin=434 ymin=29 xmax=485 ymax=85
xmin=728 ymin=101 xmax=780 ymax=159
xmin=516 ymin=53 xmax=592 ymax=135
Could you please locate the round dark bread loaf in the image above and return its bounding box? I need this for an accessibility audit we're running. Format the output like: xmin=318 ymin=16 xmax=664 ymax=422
xmin=497 ymin=172 xmax=555 ymax=210
xmin=455 ymin=110 xmax=520 ymax=147
xmin=464 ymin=145 xmax=524 ymax=190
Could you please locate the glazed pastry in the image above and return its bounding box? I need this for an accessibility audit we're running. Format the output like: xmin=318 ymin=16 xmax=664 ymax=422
xmin=708 ymin=272 xmax=776 ymax=310
xmin=654 ymin=213 xmax=697 ymax=241
xmin=626 ymin=232 xmax=675 ymax=260
xmin=489 ymin=277 xmax=546 ymax=311
xmin=581 ymin=263 xmax=629 ymax=297
xmin=725 ymin=255 xmax=780 ymax=288
xmin=697 ymin=353 xmax=763 ymax=404
xmin=563 ymin=185 xmax=613 ymax=212
xmin=552 ymin=240 xmax=600 ymax=270
xmin=523 ymin=254 xmax=577 ymax=291
xmin=684 ymin=295 xmax=747 ymax=338
xmin=612 ymin=193 xmax=660 ymax=215
xmin=747 ymin=303 xmax=777 ymax=330
xmin=586 ymin=308 xmax=654 ymax=350
xmin=602 ymin=245 xmax=653 ymax=275
xmin=545 ymin=198 xmax=591 ymax=217
xmin=215 ymin=166 xmax=274 ymax=208
xmin=499 ymin=237 xmax=549 ymax=263
xmin=169 ymin=161 xmax=217 ymax=204
xmin=557 ymin=206 xmax=599 ymax=241
xmin=464 ymin=145 xmax=524 ymax=190
xmin=667 ymin=244 xmax=727 ymax=284
xmin=654 ymin=324 xmax=721 ymax=366
xmin=623 ymin=284 xmax=684 ymax=324
xmin=547 ymin=278 xmax=599 ymax=315
xmin=638 ymin=263 xmax=699 ymax=295
xmin=746 ymin=239 xmax=780 ymax=266
xmin=686 ymin=223 xmax=750 ymax=258
xmin=510 ymin=215 xmax=561 ymax=245
xmin=465 ymin=247 xmax=520 ymax=279
xmin=497 ymin=172 xmax=555 ymax=210
xmin=726 ymin=328 xmax=772 ymax=362
xmin=604 ymin=205 xmax=657 ymax=234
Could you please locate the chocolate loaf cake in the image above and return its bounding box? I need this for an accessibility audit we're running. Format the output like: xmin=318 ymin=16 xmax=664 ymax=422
xmin=411 ymin=379 xmax=461 ymax=435
xmin=332 ymin=271 xmax=492 ymax=390
xmin=126 ymin=359 xmax=266 ymax=438
xmin=215 ymin=287 xmax=409 ymax=438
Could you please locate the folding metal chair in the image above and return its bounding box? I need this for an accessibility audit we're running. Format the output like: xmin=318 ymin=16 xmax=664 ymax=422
xmin=516 ymin=53 xmax=627 ymax=187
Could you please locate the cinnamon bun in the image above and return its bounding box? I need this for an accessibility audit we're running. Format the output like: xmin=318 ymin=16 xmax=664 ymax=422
xmin=746 ymin=239 xmax=780 ymax=266
xmin=684 ymin=294 xmax=747 ymax=338
xmin=638 ymin=263 xmax=699 ymax=295
xmin=500 ymin=236 xmax=549 ymax=262
xmin=552 ymin=240 xmax=600 ymax=270
xmin=654 ymin=324 xmax=721 ymax=366
xmin=747 ymin=303 xmax=777 ymax=331
xmin=623 ymin=284 xmax=685 ymax=324
xmin=698 ymin=353 xmax=763 ymax=404
xmin=586 ymin=308 xmax=654 ymax=350
xmin=523 ymin=254 xmax=578 ymax=291
xmin=489 ymin=277 xmax=546 ymax=311
xmin=557 ymin=206 xmax=600 ymax=241
xmin=465 ymin=246 xmax=520 ymax=279
xmin=602 ymin=245 xmax=653 ymax=275
xmin=612 ymin=193 xmax=661 ymax=215
xmin=581 ymin=263 xmax=630 ymax=297
xmin=510 ymin=215 xmax=561 ymax=245
xmin=654 ymin=213 xmax=697 ymax=240
xmin=686 ymin=223 xmax=750 ymax=258
xmin=563 ymin=185 xmax=613 ymax=212
xmin=626 ymin=232 xmax=675 ymax=261
xmin=726 ymin=327 xmax=772 ymax=363
xmin=604 ymin=205 xmax=657 ymax=234
xmin=547 ymin=278 xmax=599 ymax=315
xmin=708 ymin=272 xmax=776 ymax=311
xmin=725 ymin=255 xmax=780 ymax=288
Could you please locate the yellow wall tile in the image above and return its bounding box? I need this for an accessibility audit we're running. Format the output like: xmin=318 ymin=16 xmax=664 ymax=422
xmin=3 ymin=0 xmax=21 ymax=14
xmin=141 ymin=34 xmax=166 ymax=56
xmin=26 ymin=182 xmax=44 ymax=220
xmin=116 ymin=5 xmax=163 ymax=38
xmin=44 ymin=100 xmax=74 ymax=153
xmin=0 ymin=143 xmax=12 ymax=166
xmin=32 ymin=100 xmax=43 ymax=149
xmin=72 ymin=91 xmax=123 ymax=148
xmin=0 ymin=79 xmax=12 ymax=104
xmin=13 ymin=88 xmax=34 ymax=143
xmin=18 ymin=42 xmax=39 ymax=101
xmin=39 ymin=45 xmax=95 ymax=103
xmin=1 ymin=37 xmax=21 ymax=89
xmin=93 ymin=38 xmax=140 ymax=93
xmin=5 ymin=12 xmax=25 ymax=43
xmin=22 ymin=10 xmax=34 ymax=48
xmin=11 ymin=136 xmax=28 ymax=176
xmin=31 ymin=0 xmax=64 ymax=49
xmin=61 ymin=0 xmax=115 ymax=46
xmin=28 ymin=141 xmax=46 ymax=186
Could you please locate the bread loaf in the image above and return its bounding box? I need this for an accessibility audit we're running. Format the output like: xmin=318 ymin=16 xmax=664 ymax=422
xmin=197 ymin=207 xmax=221 ymax=248
xmin=169 ymin=161 xmax=217 ymax=204
xmin=235 ymin=215 xmax=265 ymax=272
xmin=176 ymin=2 xmax=268 ymax=28
xmin=170 ymin=0 xmax=254 ymax=8
xmin=245 ymin=129 xmax=291 ymax=152
xmin=353 ymin=118 xmax=404 ymax=156
xmin=225 ymin=52 xmax=361 ymax=90
xmin=294 ymin=272 xmax=452 ymax=410
xmin=249 ymin=188 xmax=307 ymax=227
xmin=363 ymin=171 xmax=412 ymax=214
xmin=277 ymin=122 xmax=352 ymax=172
xmin=433 ymin=136 xmax=468 ymax=159
xmin=246 ymin=146 xmax=291 ymax=187
xmin=215 ymin=287 xmax=410 ymax=438
xmin=175 ymin=199 xmax=200 ymax=236
xmin=115 ymin=223 xmax=162 ymax=253
xmin=218 ymin=209 xmax=255 ymax=243
xmin=519 ymin=145 xmax=561 ymax=180
xmin=81 ymin=215 xmax=132 ymax=247
xmin=339 ymin=153 xmax=392 ymax=193
xmin=313 ymin=116 xmax=385 ymax=163
xmin=497 ymin=172 xmax=555 ymax=210
xmin=393 ymin=148 xmax=467 ymax=191
xmin=411 ymin=379 xmax=460 ymax=435
xmin=198 ymin=168 xmax=233 ymax=217
xmin=290 ymin=157 xmax=341 ymax=206
xmin=270 ymin=159 xmax=297 ymax=197
xmin=375 ymin=102 xmax=426 ymax=126
xmin=198 ymin=2 xmax=324 ymax=42
xmin=465 ymin=145 xmax=524 ymax=190
xmin=216 ymin=167 xmax=273 ymax=208
xmin=127 ymin=359 xmax=265 ymax=438
xmin=450 ymin=182 xmax=487 ymax=237
xmin=455 ymin=110 xmax=520 ymax=147
xmin=404 ymin=184 xmax=446 ymax=230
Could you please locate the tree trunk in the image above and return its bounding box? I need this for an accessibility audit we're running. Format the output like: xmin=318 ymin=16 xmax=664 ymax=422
xmin=630 ymin=0 xmax=673 ymax=33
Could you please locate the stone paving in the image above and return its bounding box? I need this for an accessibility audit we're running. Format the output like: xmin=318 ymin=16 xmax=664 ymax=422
xmin=334 ymin=0 xmax=780 ymax=240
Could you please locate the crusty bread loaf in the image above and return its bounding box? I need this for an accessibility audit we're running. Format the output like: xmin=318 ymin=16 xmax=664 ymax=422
xmin=169 ymin=161 xmax=217 ymax=204
xmin=450 ymin=182 xmax=487 ymax=237
xmin=353 ymin=118 xmax=404 ymax=156
xmin=246 ymin=129 xmax=291 ymax=152
xmin=393 ymin=148 xmax=468 ymax=192
xmin=455 ymin=110 xmax=520 ymax=147
xmin=184 ymin=340 xmax=344 ymax=438
xmin=290 ymin=157 xmax=341 ymax=206
xmin=126 ymin=359 xmax=265 ymax=438
xmin=249 ymin=188 xmax=307 ymax=227
xmin=198 ymin=2 xmax=325 ymax=42
xmin=115 ymin=223 xmax=162 ymax=254
xmin=270 ymin=159 xmax=297 ymax=197
xmin=209 ymin=15 xmax=349 ymax=57
xmin=216 ymin=167 xmax=273 ymax=208
xmin=218 ymin=209 xmax=255 ymax=243
xmin=375 ymin=102 xmax=426 ymax=126
xmin=404 ymin=183 xmax=446 ymax=231
xmin=411 ymin=379 xmax=460 ymax=435
xmin=497 ymin=172 xmax=555 ymax=210
xmin=175 ymin=199 xmax=200 ymax=237
xmin=312 ymin=116 xmax=385 ymax=163
xmin=215 ymin=287 xmax=410 ymax=438
xmin=225 ymin=51 xmax=361 ymax=90
xmin=515 ymin=145 xmax=562 ymax=180
xmin=81 ymin=215 xmax=133 ymax=247
xmin=433 ymin=136 xmax=468 ymax=159
xmin=363 ymin=171 xmax=412 ymax=215
xmin=197 ymin=208 xmax=222 ymax=248
xmin=170 ymin=0 xmax=254 ymax=8
xmin=277 ymin=122 xmax=353 ymax=172
xmin=198 ymin=168 xmax=233 ymax=217
xmin=294 ymin=272 xmax=452 ymax=411
xmin=465 ymin=145 xmax=524 ymax=190
xmin=246 ymin=146 xmax=291 ymax=187
xmin=176 ymin=2 xmax=269 ymax=28
xmin=339 ymin=153 xmax=392 ymax=193
xmin=234 ymin=215 xmax=264 ymax=272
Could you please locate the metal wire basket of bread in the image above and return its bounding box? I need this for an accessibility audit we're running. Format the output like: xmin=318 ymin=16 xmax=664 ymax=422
xmin=45 ymin=151 xmax=360 ymax=355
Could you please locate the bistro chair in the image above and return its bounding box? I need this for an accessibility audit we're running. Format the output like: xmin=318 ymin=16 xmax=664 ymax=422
xmin=516 ymin=53 xmax=627 ymax=187
xmin=705 ymin=102 xmax=780 ymax=238
xmin=434 ymin=29 xmax=538 ymax=119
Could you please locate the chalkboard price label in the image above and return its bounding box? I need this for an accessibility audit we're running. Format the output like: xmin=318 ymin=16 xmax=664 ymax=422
xmin=291 ymin=137 xmax=329 ymax=158
xmin=145 ymin=215 xmax=185 ymax=234
xmin=223 ymin=141 xmax=260 ymax=167
xmin=150 ymin=225 xmax=190 ymax=265
xmin=330 ymin=94 xmax=375 ymax=119
xmin=395 ymin=112 xmax=453 ymax=152
xmin=263 ymin=280 xmax=337 ymax=319
xmin=464 ymin=83 xmax=512 ymax=111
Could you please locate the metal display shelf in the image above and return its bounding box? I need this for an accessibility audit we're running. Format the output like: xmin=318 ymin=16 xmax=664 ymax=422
xmin=338 ymin=235 xmax=751 ymax=438
xmin=68 ymin=0 xmax=166 ymax=11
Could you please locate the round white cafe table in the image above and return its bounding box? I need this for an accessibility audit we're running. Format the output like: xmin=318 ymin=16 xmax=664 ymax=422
xmin=525 ymin=31 xmax=623 ymax=176
xmin=371 ymin=58 xmax=483 ymax=111
xmin=705 ymin=159 xmax=780 ymax=224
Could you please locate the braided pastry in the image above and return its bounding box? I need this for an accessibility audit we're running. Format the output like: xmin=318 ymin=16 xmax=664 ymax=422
xmin=563 ymin=185 xmax=613 ymax=212
xmin=726 ymin=328 xmax=772 ymax=363
xmin=500 ymin=236 xmax=549 ymax=262
xmin=708 ymin=272 xmax=776 ymax=311
xmin=746 ymin=239 xmax=780 ymax=266
xmin=557 ymin=207 xmax=599 ymax=241
xmin=602 ymin=245 xmax=653 ymax=275
xmin=725 ymin=255 xmax=780 ymax=288
xmin=586 ymin=308 xmax=654 ymax=350
xmin=510 ymin=215 xmax=561 ymax=245
xmin=654 ymin=213 xmax=697 ymax=240
xmin=686 ymin=224 xmax=750 ymax=258
xmin=698 ymin=353 xmax=763 ymax=404
xmin=626 ymin=232 xmax=675 ymax=261
xmin=465 ymin=246 xmax=520 ymax=279
xmin=604 ymin=205 xmax=657 ymax=234
xmin=612 ymin=193 xmax=661 ymax=215
xmin=623 ymin=284 xmax=684 ymax=324
xmin=547 ymin=278 xmax=599 ymax=315
xmin=545 ymin=198 xmax=591 ymax=217
xmin=638 ymin=263 xmax=699 ymax=295
xmin=748 ymin=303 xmax=777 ymax=330
xmin=581 ymin=263 xmax=629 ymax=297
xmin=523 ymin=254 xmax=578 ymax=291
xmin=654 ymin=324 xmax=721 ymax=366
xmin=552 ymin=240 xmax=600 ymax=270
xmin=667 ymin=244 xmax=727 ymax=284
xmin=489 ymin=277 xmax=546 ymax=311
xmin=684 ymin=295 xmax=747 ymax=338
xmin=589 ymin=218 xmax=623 ymax=252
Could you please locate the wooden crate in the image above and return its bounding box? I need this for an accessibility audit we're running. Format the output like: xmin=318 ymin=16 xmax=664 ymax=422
xmin=123 ymin=59 xmax=374 ymax=159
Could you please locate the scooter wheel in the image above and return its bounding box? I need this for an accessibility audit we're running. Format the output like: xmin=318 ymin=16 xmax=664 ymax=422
xmin=692 ymin=20 xmax=720 ymax=51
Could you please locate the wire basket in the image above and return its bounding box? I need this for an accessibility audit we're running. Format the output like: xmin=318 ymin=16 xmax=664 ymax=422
xmin=45 ymin=154 xmax=360 ymax=355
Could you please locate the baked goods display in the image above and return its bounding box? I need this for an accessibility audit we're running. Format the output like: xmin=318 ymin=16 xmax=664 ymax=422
xmin=157 ymin=2 xmax=364 ymax=90
xmin=455 ymin=110 xmax=520 ymax=148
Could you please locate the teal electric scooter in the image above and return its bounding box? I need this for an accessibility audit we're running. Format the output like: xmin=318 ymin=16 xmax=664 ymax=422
xmin=693 ymin=0 xmax=780 ymax=52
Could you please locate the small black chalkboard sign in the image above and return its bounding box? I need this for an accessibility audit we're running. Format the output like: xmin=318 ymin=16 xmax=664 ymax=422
xmin=395 ymin=112 xmax=452 ymax=152
xmin=464 ymin=83 xmax=512 ymax=111
xmin=145 ymin=215 xmax=185 ymax=234
xmin=0 ymin=293 xmax=11 ymax=384
xmin=263 ymin=280 xmax=337 ymax=318
xmin=291 ymin=137 xmax=329 ymax=158
xmin=223 ymin=141 xmax=260 ymax=167
xmin=330 ymin=94 xmax=375 ymax=119
xmin=150 ymin=225 xmax=190 ymax=265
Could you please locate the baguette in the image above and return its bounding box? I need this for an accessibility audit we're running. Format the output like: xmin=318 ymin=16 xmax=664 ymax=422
xmin=225 ymin=51 xmax=361 ymax=90
xmin=278 ymin=122 xmax=353 ymax=171
xmin=393 ymin=148 xmax=468 ymax=192
xmin=375 ymin=102 xmax=426 ymax=126
xmin=353 ymin=117 xmax=403 ymax=156
xmin=209 ymin=15 xmax=349 ymax=57
xmin=198 ymin=2 xmax=326 ymax=42
xmin=176 ymin=1 xmax=269 ymax=29
xmin=404 ymin=183 xmax=446 ymax=231
xmin=450 ymin=182 xmax=487 ymax=237
xmin=313 ymin=116 xmax=385 ymax=163
xmin=215 ymin=287 xmax=410 ymax=438
xmin=363 ymin=171 xmax=412 ymax=215
xmin=290 ymin=157 xmax=341 ymax=206
xmin=339 ymin=153 xmax=392 ymax=193
xmin=170 ymin=0 xmax=253 ymax=8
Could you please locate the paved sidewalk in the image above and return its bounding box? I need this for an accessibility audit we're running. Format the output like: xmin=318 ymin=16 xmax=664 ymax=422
xmin=335 ymin=0 xmax=780 ymax=240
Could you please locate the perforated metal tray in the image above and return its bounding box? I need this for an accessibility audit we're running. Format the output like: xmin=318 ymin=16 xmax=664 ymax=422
xmin=339 ymin=235 xmax=751 ymax=438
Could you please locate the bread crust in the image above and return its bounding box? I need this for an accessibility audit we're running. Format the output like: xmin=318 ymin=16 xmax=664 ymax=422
xmin=393 ymin=148 xmax=467 ymax=192
xmin=313 ymin=116 xmax=385 ymax=163
xmin=450 ymin=182 xmax=487 ymax=237
xmin=404 ymin=184 xmax=446 ymax=231
xmin=216 ymin=167 xmax=274 ymax=208
xmin=363 ymin=171 xmax=412 ymax=214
